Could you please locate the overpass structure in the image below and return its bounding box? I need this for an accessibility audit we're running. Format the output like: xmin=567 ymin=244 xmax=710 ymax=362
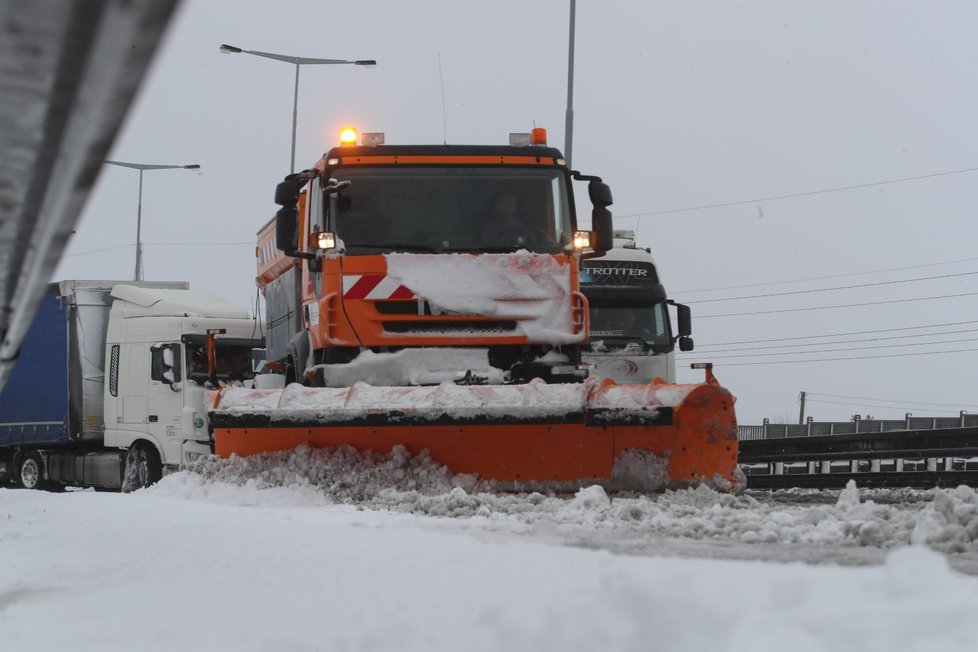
xmin=0 ymin=0 xmax=179 ymax=389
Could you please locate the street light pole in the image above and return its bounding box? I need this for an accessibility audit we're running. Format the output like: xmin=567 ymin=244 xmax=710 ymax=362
xmin=219 ymin=44 xmax=376 ymax=173
xmin=564 ymin=0 xmax=576 ymax=169
xmin=105 ymin=160 xmax=200 ymax=281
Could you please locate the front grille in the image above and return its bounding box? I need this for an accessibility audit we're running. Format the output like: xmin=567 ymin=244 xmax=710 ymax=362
xmin=375 ymin=301 xmax=425 ymax=315
xmin=383 ymin=321 xmax=517 ymax=334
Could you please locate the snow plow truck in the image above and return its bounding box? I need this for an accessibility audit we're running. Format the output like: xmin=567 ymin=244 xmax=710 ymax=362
xmin=208 ymin=127 xmax=740 ymax=492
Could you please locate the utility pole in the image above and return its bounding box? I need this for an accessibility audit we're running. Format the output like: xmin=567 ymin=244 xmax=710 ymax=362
xmin=798 ymin=391 xmax=807 ymax=424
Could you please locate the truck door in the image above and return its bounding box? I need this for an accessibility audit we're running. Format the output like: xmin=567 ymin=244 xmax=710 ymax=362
xmin=146 ymin=342 xmax=185 ymax=464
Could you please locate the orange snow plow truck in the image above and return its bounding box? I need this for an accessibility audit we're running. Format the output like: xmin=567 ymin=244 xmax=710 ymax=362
xmin=209 ymin=127 xmax=741 ymax=492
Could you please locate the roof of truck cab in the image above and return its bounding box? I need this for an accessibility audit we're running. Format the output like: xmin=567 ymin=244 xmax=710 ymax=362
xmin=322 ymin=144 xmax=566 ymax=166
xmin=110 ymin=285 xmax=250 ymax=319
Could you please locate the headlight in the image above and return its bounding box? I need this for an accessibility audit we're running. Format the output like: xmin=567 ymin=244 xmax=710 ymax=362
xmin=573 ymin=230 xmax=593 ymax=250
xmin=313 ymin=231 xmax=336 ymax=250
xmin=184 ymin=450 xmax=207 ymax=465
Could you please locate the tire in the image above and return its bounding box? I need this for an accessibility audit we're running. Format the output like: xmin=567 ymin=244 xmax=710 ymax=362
xmin=122 ymin=442 xmax=162 ymax=493
xmin=18 ymin=453 xmax=44 ymax=490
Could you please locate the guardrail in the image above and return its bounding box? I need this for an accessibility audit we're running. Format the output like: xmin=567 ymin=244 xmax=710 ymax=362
xmin=738 ymin=412 xmax=978 ymax=440
xmin=738 ymin=422 xmax=978 ymax=489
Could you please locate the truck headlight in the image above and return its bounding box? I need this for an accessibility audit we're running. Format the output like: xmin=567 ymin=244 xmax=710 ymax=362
xmin=313 ymin=231 xmax=336 ymax=250
xmin=184 ymin=450 xmax=207 ymax=465
xmin=573 ymin=230 xmax=593 ymax=250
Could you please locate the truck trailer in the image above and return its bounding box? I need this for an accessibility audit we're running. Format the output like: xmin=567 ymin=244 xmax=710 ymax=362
xmin=0 ymin=280 xmax=264 ymax=491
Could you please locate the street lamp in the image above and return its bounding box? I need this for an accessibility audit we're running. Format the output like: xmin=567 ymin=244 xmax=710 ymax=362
xmin=219 ymin=43 xmax=376 ymax=173
xmin=105 ymin=160 xmax=201 ymax=281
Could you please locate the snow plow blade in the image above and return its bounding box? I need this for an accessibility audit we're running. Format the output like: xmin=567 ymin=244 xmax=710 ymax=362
xmin=207 ymin=372 xmax=740 ymax=492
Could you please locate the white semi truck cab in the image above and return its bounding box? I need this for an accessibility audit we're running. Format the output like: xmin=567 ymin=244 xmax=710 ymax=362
xmin=0 ymin=281 xmax=264 ymax=491
xmin=580 ymin=231 xmax=693 ymax=384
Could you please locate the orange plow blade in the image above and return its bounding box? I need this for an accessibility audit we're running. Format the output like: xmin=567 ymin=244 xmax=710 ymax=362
xmin=208 ymin=375 xmax=741 ymax=492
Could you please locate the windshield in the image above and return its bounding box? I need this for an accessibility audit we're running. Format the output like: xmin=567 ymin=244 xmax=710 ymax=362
xmin=589 ymin=301 xmax=672 ymax=349
xmin=325 ymin=166 xmax=573 ymax=254
xmin=186 ymin=344 xmax=258 ymax=383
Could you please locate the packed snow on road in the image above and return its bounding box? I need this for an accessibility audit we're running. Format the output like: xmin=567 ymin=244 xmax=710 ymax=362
xmin=2 ymin=446 xmax=978 ymax=651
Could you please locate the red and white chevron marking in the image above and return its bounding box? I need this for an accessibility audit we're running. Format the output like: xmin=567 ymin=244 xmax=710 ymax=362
xmin=342 ymin=274 xmax=415 ymax=300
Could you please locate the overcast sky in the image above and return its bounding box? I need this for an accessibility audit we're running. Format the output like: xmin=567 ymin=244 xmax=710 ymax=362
xmin=55 ymin=0 xmax=978 ymax=424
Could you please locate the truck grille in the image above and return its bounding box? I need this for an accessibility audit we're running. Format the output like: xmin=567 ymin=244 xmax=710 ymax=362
xmin=383 ymin=321 xmax=517 ymax=334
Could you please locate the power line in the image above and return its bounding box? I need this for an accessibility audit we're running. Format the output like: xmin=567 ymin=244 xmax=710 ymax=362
xmin=806 ymin=391 xmax=977 ymax=410
xmin=687 ymin=270 xmax=978 ymax=304
xmin=65 ymin=241 xmax=254 ymax=257
xmin=698 ymin=291 xmax=978 ymax=318
xmin=696 ymin=319 xmax=978 ymax=347
xmin=697 ymin=327 xmax=978 ymax=354
xmin=63 ymin=244 xmax=133 ymax=257
xmin=146 ymin=241 xmax=253 ymax=246
xmin=616 ymin=164 xmax=978 ymax=219
xmin=690 ymin=336 xmax=978 ymax=360
xmin=711 ymin=347 xmax=978 ymax=366
xmin=805 ymin=398 xmax=967 ymax=416
xmin=674 ymin=256 xmax=978 ymax=295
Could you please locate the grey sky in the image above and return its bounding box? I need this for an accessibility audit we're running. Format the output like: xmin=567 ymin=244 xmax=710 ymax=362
xmin=55 ymin=0 xmax=978 ymax=423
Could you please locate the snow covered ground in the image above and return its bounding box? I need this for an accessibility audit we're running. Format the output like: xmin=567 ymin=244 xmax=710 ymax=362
xmin=3 ymin=447 xmax=978 ymax=651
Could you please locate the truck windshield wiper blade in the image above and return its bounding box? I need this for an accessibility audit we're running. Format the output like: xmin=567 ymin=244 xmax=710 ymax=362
xmin=443 ymin=246 xmax=524 ymax=253
xmin=346 ymin=243 xmax=438 ymax=253
xmin=600 ymin=336 xmax=654 ymax=349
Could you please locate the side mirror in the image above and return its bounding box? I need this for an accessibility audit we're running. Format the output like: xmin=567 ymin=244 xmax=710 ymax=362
xmin=588 ymin=181 xmax=613 ymax=208
xmin=274 ymin=179 xmax=303 ymax=206
xmin=275 ymin=206 xmax=298 ymax=253
xmin=673 ymin=302 xmax=692 ymax=337
xmin=679 ymin=336 xmax=694 ymax=352
xmin=591 ymin=207 xmax=613 ymax=254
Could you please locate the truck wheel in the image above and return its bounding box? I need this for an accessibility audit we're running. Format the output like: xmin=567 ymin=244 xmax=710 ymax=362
xmin=122 ymin=442 xmax=162 ymax=492
xmin=18 ymin=453 xmax=44 ymax=490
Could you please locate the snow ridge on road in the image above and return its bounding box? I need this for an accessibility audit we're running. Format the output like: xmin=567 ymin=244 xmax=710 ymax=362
xmin=152 ymin=446 xmax=978 ymax=570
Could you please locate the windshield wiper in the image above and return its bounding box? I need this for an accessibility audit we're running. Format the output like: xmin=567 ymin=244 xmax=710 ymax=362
xmin=345 ymin=243 xmax=438 ymax=253
xmin=599 ymin=336 xmax=655 ymax=350
xmin=443 ymin=245 xmax=525 ymax=253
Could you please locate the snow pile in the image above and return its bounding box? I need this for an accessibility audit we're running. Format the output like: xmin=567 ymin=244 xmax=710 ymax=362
xmin=386 ymin=252 xmax=578 ymax=344
xmin=155 ymin=453 xmax=978 ymax=570
xmin=214 ymin=378 xmax=592 ymax=421
xmin=910 ymin=485 xmax=978 ymax=552
xmin=212 ymin=374 xmax=708 ymax=422
xmin=310 ymin=348 xmax=506 ymax=387
xmin=159 ymin=445 xmax=468 ymax=504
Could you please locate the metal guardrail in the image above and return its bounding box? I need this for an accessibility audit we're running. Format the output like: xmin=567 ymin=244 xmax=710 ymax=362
xmin=738 ymin=412 xmax=978 ymax=440
xmin=737 ymin=419 xmax=978 ymax=489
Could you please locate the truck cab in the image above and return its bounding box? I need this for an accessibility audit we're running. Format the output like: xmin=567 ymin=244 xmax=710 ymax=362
xmin=258 ymin=127 xmax=614 ymax=386
xmin=580 ymin=231 xmax=693 ymax=384
xmin=101 ymin=285 xmax=263 ymax=480
xmin=0 ymin=281 xmax=264 ymax=491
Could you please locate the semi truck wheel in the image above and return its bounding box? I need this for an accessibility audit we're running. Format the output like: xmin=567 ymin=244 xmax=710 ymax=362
xmin=122 ymin=442 xmax=162 ymax=492
xmin=18 ymin=453 xmax=44 ymax=490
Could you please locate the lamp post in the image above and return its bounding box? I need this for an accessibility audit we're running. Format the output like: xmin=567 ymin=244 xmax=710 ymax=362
xmin=564 ymin=0 xmax=576 ymax=169
xmin=219 ymin=44 xmax=376 ymax=173
xmin=105 ymin=160 xmax=200 ymax=281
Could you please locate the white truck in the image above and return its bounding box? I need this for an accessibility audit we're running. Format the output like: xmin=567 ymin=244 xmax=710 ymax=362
xmin=0 ymin=281 xmax=264 ymax=491
xmin=580 ymin=231 xmax=693 ymax=384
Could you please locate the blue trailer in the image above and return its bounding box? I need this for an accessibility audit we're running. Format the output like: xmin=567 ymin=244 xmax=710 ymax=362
xmin=0 ymin=282 xmax=127 ymax=488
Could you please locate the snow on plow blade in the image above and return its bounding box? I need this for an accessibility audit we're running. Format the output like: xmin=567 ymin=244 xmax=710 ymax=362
xmin=207 ymin=375 xmax=740 ymax=492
